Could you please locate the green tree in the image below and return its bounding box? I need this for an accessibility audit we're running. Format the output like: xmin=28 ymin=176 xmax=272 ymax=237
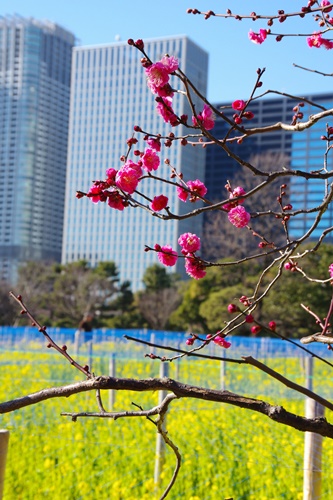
xmin=137 ymin=265 xmax=181 ymax=330
xmin=16 ymin=260 xmax=130 ymax=328
xmin=261 ymin=243 xmax=333 ymax=337
xmin=142 ymin=263 xmax=174 ymax=291
xmin=170 ymin=259 xmax=263 ymax=333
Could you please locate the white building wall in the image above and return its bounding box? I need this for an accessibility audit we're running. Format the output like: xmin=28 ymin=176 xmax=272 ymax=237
xmin=63 ymin=35 xmax=208 ymax=291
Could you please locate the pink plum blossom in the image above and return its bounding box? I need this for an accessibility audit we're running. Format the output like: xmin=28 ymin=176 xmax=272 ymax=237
xmin=213 ymin=335 xmax=231 ymax=348
xmin=248 ymin=29 xmax=268 ymax=44
xmin=187 ymin=179 xmax=207 ymax=200
xmin=223 ymin=186 xmax=246 ymax=211
xmin=147 ymin=137 xmax=161 ymax=152
xmin=176 ymin=186 xmax=189 ymax=202
xmin=124 ymin=159 xmax=142 ymax=175
xmin=307 ymin=32 xmax=333 ymax=49
xmin=142 ymin=148 xmax=160 ymax=172
xmin=107 ymin=190 xmax=126 ymax=211
xmin=231 ymin=186 xmax=246 ymax=204
xmin=146 ymin=62 xmax=170 ymax=93
xmin=185 ymin=257 xmax=206 ymax=279
xmin=321 ymin=0 xmax=332 ymax=12
xmin=155 ymin=84 xmax=174 ymax=98
xmin=156 ymin=96 xmax=179 ymax=126
xmin=146 ymin=56 xmax=178 ymax=94
xmin=106 ymin=168 xmax=117 ymax=184
xmin=232 ymin=100 xmax=246 ymax=111
xmin=177 ymin=179 xmax=207 ymax=202
xmin=186 ymin=337 xmax=195 ymax=346
xmin=88 ymin=184 xmax=107 ymax=203
xmin=160 ymin=55 xmax=179 ymax=73
xmin=150 ymin=195 xmax=168 ymax=212
xmin=192 ymin=104 xmax=215 ymax=130
xmin=178 ymin=232 xmax=201 ymax=253
xmin=157 ymin=245 xmax=178 ymax=266
xmin=228 ymin=205 xmax=251 ymax=228
xmin=115 ymin=165 xmax=141 ymax=194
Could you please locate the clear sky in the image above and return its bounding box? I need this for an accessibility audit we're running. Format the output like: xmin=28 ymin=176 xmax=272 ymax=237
xmin=2 ymin=1 xmax=333 ymax=102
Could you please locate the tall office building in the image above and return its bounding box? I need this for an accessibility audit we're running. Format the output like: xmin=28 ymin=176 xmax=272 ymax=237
xmin=205 ymin=93 xmax=333 ymax=241
xmin=63 ymin=36 xmax=208 ymax=291
xmin=0 ymin=16 xmax=75 ymax=284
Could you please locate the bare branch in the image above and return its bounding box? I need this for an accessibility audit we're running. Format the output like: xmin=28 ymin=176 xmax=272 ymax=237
xmin=243 ymin=356 xmax=333 ymax=412
xmin=2 ymin=376 xmax=333 ymax=438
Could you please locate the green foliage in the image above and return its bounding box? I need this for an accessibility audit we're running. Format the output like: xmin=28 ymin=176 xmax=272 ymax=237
xmin=171 ymin=243 xmax=333 ymax=338
xmin=170 ymin=259 xmax=262 ymax=334
xmin=16 ymin=260 xmax=136 ymax=328
xmin=261 ymin=243 xmax=333 ymax=337
xmin=142 ymin=264 xmax=174 ymax=291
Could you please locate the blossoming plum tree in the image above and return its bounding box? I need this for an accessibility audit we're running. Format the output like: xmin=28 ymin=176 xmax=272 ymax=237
xmin=6 ymin=3 xmax=333 ymax=498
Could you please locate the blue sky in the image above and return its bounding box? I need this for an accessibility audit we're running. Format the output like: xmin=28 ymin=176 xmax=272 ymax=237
xmin=2 ymin=1 xmax=333 ymax=102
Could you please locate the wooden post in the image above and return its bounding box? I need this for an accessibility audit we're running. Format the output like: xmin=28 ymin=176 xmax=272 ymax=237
xmin=109 ymin=354 xmax=116 ymax=410
xmin=88 ymin=341 xmax=93 ymax=372
xmin=154 ymin=362 xmax=169 ymax=485
xmin=0 ymin=430 xmax=9 ymax=499
xmin=175 ymin=342 xmax=180 ymax=381
xmin=303 ymin=357 xmax=324 ymax=500
xmin=220 ymin=349 xmax=226 ymax=390
xmin=74 ymin=330 xmax=81 ymax=357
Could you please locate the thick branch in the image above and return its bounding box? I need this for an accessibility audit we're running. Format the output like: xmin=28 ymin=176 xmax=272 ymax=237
xmin=1 ymin=376 xmax=333 ymax=438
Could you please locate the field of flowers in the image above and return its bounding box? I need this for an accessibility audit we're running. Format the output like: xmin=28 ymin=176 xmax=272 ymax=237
xmin=0 ymin=343 xmax=332 ymax=499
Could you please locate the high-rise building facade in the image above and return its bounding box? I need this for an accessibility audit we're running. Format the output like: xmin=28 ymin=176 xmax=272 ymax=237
xmin=0 ymin=16 xmax=75 ymax=283
xmin=62 ymin=36 xmax=208 ymax=291
xmin=205 ymin=93 xmax=333 ymax=241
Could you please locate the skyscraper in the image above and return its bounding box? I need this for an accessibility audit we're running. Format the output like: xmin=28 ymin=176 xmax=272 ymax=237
xmin=62 ymin=36 xmax=208 ymax=291
xmin=0 ymin=15 xmax=75 ymax=284
xmin=204 ymin=93 xmax=333 ymax=242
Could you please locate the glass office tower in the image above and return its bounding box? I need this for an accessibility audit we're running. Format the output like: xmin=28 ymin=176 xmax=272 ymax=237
xmin=205 ymin=93 xmax=333 ymax=242
xmin=0 ymin=16 xmax=75 ymax=283
xmin=63 ymin=36 xmax=208 ymax=291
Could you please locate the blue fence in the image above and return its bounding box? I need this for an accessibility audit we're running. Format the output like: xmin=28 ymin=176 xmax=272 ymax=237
xmin=0 ymin=325 xmax=331 ymax=359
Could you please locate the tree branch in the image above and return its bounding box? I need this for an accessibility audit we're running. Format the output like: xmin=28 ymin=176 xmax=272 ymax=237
xmin=1 ymin=376 xmax=333 ymax=438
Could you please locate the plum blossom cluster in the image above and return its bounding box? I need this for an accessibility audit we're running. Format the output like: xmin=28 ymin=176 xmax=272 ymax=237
xmin=82 ymin=145 xmax=163 ymax=211
xmin=231 ymin=100 xmax=255 ymax=125
xmin=135 ymin=39 xmax=216 ymax=130
xmin=177 ymin=179 xmax=207 ymax=203
xmin=248 ymin=29 xmax=268 ymax=44
xmin=145 ymin=54 xmax=179 ymax=96
xmin=246 ymin=2 xmax=333 ymax=49
xmin=192 ymin=104 xmax=215 ymax=130
xmin=228 ymin=302 xmax=277 ymax=336
xmin=186 ymin=333 xmax=231 ymax=349
xmin=223 ymin=186 xmax=251 ymax=228
xmin=307 ymin=32 xmax=333 ymax=49
xmin=154 ymin=231 xmax=207 ymax=279
xmin=142 ymin=52 xmax=185 ymax=126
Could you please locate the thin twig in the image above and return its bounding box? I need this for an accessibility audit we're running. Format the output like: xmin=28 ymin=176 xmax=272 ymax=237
xmin=243 ymin=356 xmax=333 ymax=412
xmin=9 ymin=292 xmax=91 ymax=378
